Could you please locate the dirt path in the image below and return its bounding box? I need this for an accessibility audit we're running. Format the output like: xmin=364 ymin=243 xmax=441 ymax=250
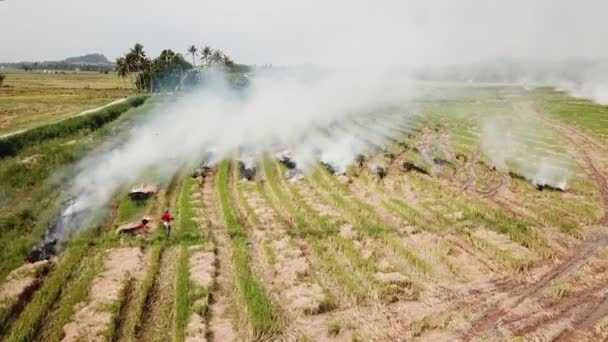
xmin=418 ymin=125 xmax=438 ymax=173
xmin=555 ymin=122 xmax=608 ymax=223
xmin=460 ymin=147 xmax=481 ymax=191
xmin=200 ymin=171 xmax=239 ymax=342
xmin=555 ymin=293 xmax=608 ymax=341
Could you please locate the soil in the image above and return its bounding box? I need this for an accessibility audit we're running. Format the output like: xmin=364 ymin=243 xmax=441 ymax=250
xmin=0 ymin=261 xmax=49 ymax=302
xmin=62 ymin=247 xmax=146 ymax=342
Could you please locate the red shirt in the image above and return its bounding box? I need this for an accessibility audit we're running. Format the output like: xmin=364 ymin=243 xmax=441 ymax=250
xmin=161 ymin=212 xmax=173 ymax=222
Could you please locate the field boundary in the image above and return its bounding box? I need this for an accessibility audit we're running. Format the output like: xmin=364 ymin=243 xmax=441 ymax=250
xmin=0 ymin=98 xmax=129 ymax=140
xmin=0 ymin=95 xmax=148 ymax=158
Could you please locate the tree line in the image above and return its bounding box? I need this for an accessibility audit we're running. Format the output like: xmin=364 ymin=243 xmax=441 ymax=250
xmin=116 ymin=43 xmax=249 ymax=93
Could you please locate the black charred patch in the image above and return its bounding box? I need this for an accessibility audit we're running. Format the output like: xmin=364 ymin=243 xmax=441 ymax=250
xmin=508 ymin=171 xmax=527 ymax=182
xmin=321 ymin=162 xmax=336 ymax=174
xmin=26 ymin=239 xmax=58 ymax=263
xmin=383 ymin=152 xmax=396 ymax=160
xmin=456 ymin=152 xmax=468 ymax=163
xmin=402 ymin=162 xmax=429 ymax=175
xmin=278 ymin=157 xmax=296 ymax=169
xmin=371 ymin=165 xmax=387 ymax=179
xmin=534 ymin=183 xmax=566 ymax=192
xmin=355 ymin=154 xmax=366 ymax=167
xmin=433 ymin=158 xmax=453 ymax=168
xmin=192 ymin=165 xmax=212 ymax=178
xmin=238 ymin=161 xmax=257 ymax=181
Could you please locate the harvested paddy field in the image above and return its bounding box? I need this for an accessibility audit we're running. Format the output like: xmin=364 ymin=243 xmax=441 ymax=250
xmin=3 ymin=83 xmax=608 ymax=341
xmin=0 ymin=71 xmax=132 ymax=135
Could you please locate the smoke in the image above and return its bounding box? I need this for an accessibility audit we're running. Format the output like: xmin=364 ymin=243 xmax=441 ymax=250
xmin=480 ymin=107 xmax=571 ymax=190
xmin=31 ymin=1 xmax=608 ymax=241
xmin=551 ymin=61 xmax=608 ymax=105
xmin=527 ymin=157 xmax=570 ymax=191
xmin=50 ymin=68 xmax=419 ymax=240
xmin=481 ymin=117 xmax=517 ymax=171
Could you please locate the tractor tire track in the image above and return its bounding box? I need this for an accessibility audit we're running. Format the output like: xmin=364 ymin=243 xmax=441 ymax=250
xmin=464 ymin=230 xmax=608 ymax=341
xmin=460 ymin=147 xmax=481 ymax=191
xmin=556 ymin=123 xmax=608 ymax=224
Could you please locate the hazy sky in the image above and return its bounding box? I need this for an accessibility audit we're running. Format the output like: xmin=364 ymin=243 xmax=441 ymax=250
xmin=1 ymin=0 xmax=607 ymax=65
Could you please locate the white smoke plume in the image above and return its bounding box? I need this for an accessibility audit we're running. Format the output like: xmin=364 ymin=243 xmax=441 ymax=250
xmin=51 ymin=68 xmax=419 ymax=240
xmin=480 ymin=109 xmax=571 ymax=190
xmin=552 ymin=61 xmax=608 ymax=105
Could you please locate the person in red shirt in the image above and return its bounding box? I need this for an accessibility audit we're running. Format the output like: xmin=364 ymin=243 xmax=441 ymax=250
xmin=161 ymin=208 xmax=173 ymax=237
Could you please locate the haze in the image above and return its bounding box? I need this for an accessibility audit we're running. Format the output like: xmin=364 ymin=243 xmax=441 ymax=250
xmin=2 ymin=0 xmax=608 ymax=65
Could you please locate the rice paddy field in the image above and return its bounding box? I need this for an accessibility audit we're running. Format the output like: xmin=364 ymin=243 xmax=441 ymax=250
xmin=3 ymin=77 xmax=608 ymax=341
xmin=0 ymin=71 xmax=132 ymax=135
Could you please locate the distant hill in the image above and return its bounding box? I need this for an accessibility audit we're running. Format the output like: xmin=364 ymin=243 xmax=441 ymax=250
xmin=63 ymin=53 xmax=112 ymax=66
xmin=0 ymin=53 xmax=114 ymax=72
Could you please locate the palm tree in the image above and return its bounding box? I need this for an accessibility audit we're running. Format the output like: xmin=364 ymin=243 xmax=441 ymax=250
xmin=222 ymin=55 xmax=235 ymax=69
xmin=210 ymin=50 xmax=224 ymax=65
xmin=115 ymin=57 xmax=128 ymax=78
xmin=187 ymin=45 xmax=197 ymax=68
xmin=125 ymin=43 xmax=148 ymax=91
xmin=200 ymin=46 xmax=212 ymax=65
xmin=128 ymin=43 xmax=147 ymax=72
xmin=116 ymin=55 xmax=135 ymax=89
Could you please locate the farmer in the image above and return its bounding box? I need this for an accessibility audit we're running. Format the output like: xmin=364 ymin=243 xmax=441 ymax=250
xmin=161 ymin=208 xmax=174 ymax=236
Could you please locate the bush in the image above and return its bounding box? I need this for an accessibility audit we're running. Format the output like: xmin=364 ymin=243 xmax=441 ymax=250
xmin=0 ymin=72 xmax=5 ymax=87
xmin=0 ymin=96 xmax=148 ymax=158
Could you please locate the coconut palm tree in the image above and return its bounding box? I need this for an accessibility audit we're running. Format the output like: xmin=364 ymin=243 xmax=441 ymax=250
xmin=124 ymin=43 xmax=148 ymax=91
xmin=200 ymin=46 xmax=212 ymax=65
xmin=210 ymin=50 xmax=224 ymax=65
xmin=187 ymin=45 xmax=197 ymax=68
xmin=128 ymin=43 xmax=147 ymax=72
xmin=222 ymin=55 xmax=235 ymax=69
xmin=116 ymin=55 xmax=135 ymax=89
xmin=115 ymin=57 xmax=128 ymax=78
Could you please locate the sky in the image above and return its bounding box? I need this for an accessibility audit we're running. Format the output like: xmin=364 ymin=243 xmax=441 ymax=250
xmin=1 ymin=0 xmax=608 ymax=65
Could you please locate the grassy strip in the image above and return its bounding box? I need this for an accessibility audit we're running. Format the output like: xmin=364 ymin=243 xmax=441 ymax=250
xmin=263 ymin=161 xmax=314 ymax=237
xmin=310 ymin=167 xmax=433 ymax=275
xmin=0 ymin=195 xmax=61 ymax=282
xmin=175 ymin=176 xmax=204 ymax=244
xmin=116 ymin=196 xmax=149 ymax=225
xmin=263 ymin=159 xmax=371 ymax=303
xmin=174 ymin=176 xmax=207 ymax=342
xmin=107 ymin=277 xmax=135 ymax=342
xmin=35 ymin=250 xmax=103 ymax=341
xmin=407 ymin=172 xmax=549 ymax=255
xmin=174 ymin=245 xmax=191 ymax=342
xmin=383 ymin=199 xmax=434 ymax=230
xmin=466 ymin=233 xmax=530 ymax=272
xmin=0 ymin=96 xmax=148 ymax=158
xmin=217 ymin=160 xmax=277 ymax=338
xmin=5 ymin=244 xmax=88 ymax=342
xmin=0 ymin=263 xmax=50 ymax=331
xmin=310 ymin=168 xmax=395 ymax=236
xmin=119 ymin=244 xmax=163 ymax=342
xmin=231 ymin=161 xmax=261 ymax=227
